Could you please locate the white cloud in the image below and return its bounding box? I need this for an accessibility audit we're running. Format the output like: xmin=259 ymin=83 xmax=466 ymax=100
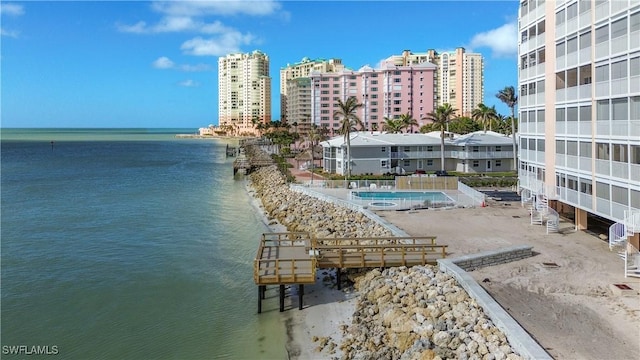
xmin=151 ymin=0 xmax=282 ymax=17
xmin=153 ymin=56 xmax=175 ymax=69
xmin=0 ymin=3 xmax=24 ymax=16
xmin=181 ymin=32 xmax=255 ymax=56
xmin=180 ymin=63 xmax=212 ymax=72
xmin=177 ymin=79 xmax=200 ymax=87
xmin=469 ymin=21 xmax=518 ymax=58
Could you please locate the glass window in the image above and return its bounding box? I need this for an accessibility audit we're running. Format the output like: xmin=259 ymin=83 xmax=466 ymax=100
xmin=556 ymin=107 xmax=566 ymax=122
xmin=631 ymin=145 xmax=640 ymax=164
xmin=567 ymin=141 xmax=578 ymax=156
xmin=556 ymin=9 xmax=566 ymax=25
xmin=579 ymin=105 xmax=592 ymax=121
xmin=537 ymin=109 xmax=545 ymax=122
xmin=556 ymin=140 xmax=565 ymax=154
xmin=580 ymin=179 xmax=592 ymax=194
xmin=613 ymin=144 xmax=628 ymax=162
xmin=597 ymin=100 xmax=610 ymax=120
xmin=537 ymin=139 xmax=545 ymax=152
xmin=595 ymin=25 xmax=609 ymax=44
xmin=596 ymin=143 xmax=609 ymax=160
xmin=595 ymin=64 xmax=609 ymax=82
xmin=567 ymin=68 xmax=578 ymax=87
xmin=596 ymin=181 xmax=610 ymax=199
xmin=611 ymin=60 xmax=627 ymax=79
xmin=612 ymin=98 xmax=628 ymax=120
xmin=567 ymin=3 xmax=578 ymax=20
xmin=580 ymin=141 xmax=592 ymax=158
xmin=567 ymin=107 xmax=578 ymax=121
xmin=580 ymin=64 xmax=592 ymax=84
xmin=612 ymin=185 xmax=628 ymax=205
xmin=631 ymin=57 xmax=640 ymax=77
xmin=579 ymin=0 xmax=591 ymax=13
xmin=580 ymin=31 xmax=591 ymax=49
xmin=538 ymin=48 xmax=546 ymax=64
xmin=567 ymin=37 xmax=578 ymax=53
xmin=631 ymin=12 xmax=640 ymax=33
xmin=556 ymin=71 xmax=566 ymax=89
xmin=556 ymin=41 xmax=566 ymax=57
xmin=611 ymin=17 xmax=627 ymax=39
xmin=631 ymin=96 xmax=640 ymax=120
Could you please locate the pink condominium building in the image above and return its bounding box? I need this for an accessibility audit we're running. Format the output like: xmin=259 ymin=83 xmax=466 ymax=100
xmin=309 ymin=61 xmax=436 ymax=135
xmin=518 ymin=0 xmax=639 ymax=247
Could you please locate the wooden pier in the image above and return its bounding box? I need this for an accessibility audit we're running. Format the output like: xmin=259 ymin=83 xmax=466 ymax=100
xmin=254 ymin=232 xmax=448 ymax=313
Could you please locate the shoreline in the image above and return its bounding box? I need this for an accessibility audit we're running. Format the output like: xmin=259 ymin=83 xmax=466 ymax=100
xmin=242 ymin=151 xmax=639 ymax=359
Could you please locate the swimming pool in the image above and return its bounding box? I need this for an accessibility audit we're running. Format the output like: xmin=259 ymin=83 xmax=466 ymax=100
xmin=352 ymin=191 xmax=451 ymax=202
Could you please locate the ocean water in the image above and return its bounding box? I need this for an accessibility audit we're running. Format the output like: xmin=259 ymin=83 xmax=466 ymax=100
xmin=1 ymin=129 xmax=287 ymax=359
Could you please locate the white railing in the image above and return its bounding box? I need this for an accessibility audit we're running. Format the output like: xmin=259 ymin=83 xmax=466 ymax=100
xmin=457 ymin=181 xmax=486 ymax=207
xmin=609 ymin=222 xmax=627 ymax=251
xmin=624 ymin=209 xmax=640 ymax=234
xmin=546 ymin=207 xmax=559 ymax=234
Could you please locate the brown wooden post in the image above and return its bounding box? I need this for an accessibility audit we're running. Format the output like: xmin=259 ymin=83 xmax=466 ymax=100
xmin=260 ymin=285 xmax=266 ymax=299
xmin=298 ymin=284 xmax=304 ymax=310
xmin=279 ymin=285 xmax=285 ymax=312
xmin=336 ymin=268 xmax=341 ymax=290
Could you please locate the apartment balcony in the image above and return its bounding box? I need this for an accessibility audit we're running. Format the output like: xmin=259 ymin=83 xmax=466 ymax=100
xmin=631 ymin=120 xmax=640 ymax=138
xmin=579 ymin=11 xmax=592 ymax=29
xmin=612 ymin=161 xmax=629 ymax=180
xmin=565 ymin=86 xmax=578 ymax=101
xmin=451 ymin=151 xmax=515 ymax=160
xmin=595 ymin=1 xmax=609 ymax=22
xmin=579 ymin=47 xmax=591 ymax=63
xmin=611 ymin=78 xmax=628 ymax=96
xmin=566 ymin=51 xmax=578 ymax=68
xmin=579 ymin=156 xmax=592 ymax=172
xmin=595 ymin=41 xmax=609 ymax=60
xmin=632 ymin=164 xmax=640 ymax=183
xmin=556 ymin=55 xmax=566 ymax=71
xmin=566 ymin=155 xmax=579 ymax=169
xmin=632 ymin=75 xmax=640 ymax=93
xmin=595 ymin=159 xmax=610 ymax=176
xmin=557 ymin=153 xmax=566 ymax=167
xmin=612 ymin=120 xmax=629 ymax=136
xmin=566 ymin=121 xmax=579 ymax=135
xmin=597 ymin=121 xmax=610 ymax=136
xmin=611 ymin=35 xmax=628 ymax=56
xmin=611 ymin=0 xmax=628 ymax=15
xmin=595 ymin=81 xmax=608 ymax=97
xmin=579 ymin=83 xmax=591 ymax=99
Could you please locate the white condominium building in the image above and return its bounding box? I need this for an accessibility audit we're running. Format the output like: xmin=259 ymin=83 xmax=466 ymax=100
xmin=218 ymin=50 xmax=271 ymax=136
xmin=384 ymin=48 xmax=484 ymax=116
xmin=518 ymin=0 xmax=639 ymax=241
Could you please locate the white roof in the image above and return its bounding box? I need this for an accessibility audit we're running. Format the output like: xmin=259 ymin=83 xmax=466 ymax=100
xmin=322 ymin=131 xmax=513 ymax=148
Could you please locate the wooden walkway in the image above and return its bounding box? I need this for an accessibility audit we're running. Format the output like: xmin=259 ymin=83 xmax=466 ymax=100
xmin=254 ymin=232 xmax=448 ymax=312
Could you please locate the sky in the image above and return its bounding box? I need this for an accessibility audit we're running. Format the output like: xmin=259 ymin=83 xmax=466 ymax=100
xmin=1 ymin=0 xmax=520 ymax=128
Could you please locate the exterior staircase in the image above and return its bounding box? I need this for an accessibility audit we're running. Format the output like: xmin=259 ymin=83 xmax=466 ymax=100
xmin=528 ymin=186 xmax=559 ymax=234
xmin=609 ymin=210 xmax=640 ymax=278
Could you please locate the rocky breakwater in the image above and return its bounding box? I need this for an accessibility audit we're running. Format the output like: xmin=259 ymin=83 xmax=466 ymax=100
xmin=339 ymin=266 xmax=523 ymax=360
xmin=250 ymin=165 xmax=392 ymax=239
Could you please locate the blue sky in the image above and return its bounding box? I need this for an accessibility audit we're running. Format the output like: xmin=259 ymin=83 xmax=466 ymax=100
xmin=1 ymin=0 xmax=519 ymax=128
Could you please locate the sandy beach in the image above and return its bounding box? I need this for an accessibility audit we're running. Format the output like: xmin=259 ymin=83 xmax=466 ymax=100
xmin=250 ymin=164 xmax=639 ymax=359
xmin=282 ymin=201 xmax=640 ymax=359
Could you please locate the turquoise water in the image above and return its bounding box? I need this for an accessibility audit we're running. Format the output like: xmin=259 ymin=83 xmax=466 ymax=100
xmin=1 ymin=128 xmax=287 ymax=359
xmin=352 ymin=191 xmax=451 ymax=202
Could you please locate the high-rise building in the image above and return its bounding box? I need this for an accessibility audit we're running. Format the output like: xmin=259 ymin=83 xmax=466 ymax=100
xmin=517 ymin=0 xmax=639 ymax=238
xmin=285 ymin=77 xmax=312 ymax=136
xmin=309 ymin=62 xmax=436 ymax=135
xmin=384 ymin=48 xmax=484 ymax=116
xmin=280 ymin=57 xmax=345 ymax=123
xmin=218 ymin=50 xmax=271 ymax=136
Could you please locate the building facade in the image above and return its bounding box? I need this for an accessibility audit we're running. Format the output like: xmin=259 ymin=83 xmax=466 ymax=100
xmin=285 ymin=77 xmax=313 ymax=136
xmin=309 ymin=62 xmax=437 ymax=136
xmin=321 ymin=131 xmax=515 ymax=176
xmin=384 ymin=48 xmax=484 ymax=116
xmin=218 ymin=50 xmax=271 ymax=136
xmin=518 ymin=0 xmax=639 ymax=230
xmin=280 ymin=57 xmax=345 ymax=123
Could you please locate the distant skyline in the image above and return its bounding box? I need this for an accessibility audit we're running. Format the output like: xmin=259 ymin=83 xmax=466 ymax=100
xmin=1 ymin=0 xmax=520 ymax=128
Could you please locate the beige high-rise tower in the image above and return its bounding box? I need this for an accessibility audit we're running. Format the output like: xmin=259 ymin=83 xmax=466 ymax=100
xmin=218 ymin=50 xmax=271 ymax=136
xmin=279 ymin=57 xmax=344 ymax=123
xmin=385 ymin=48 xmax=484 ymax=116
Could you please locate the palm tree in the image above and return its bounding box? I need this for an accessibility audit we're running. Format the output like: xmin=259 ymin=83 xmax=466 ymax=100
xmin=496 ymin=86 xmax=519 ymax=170
xmin=382 ymin=117 xmax=403 ymax=133
xmin=398 ymin=113 xmax=419 ymax=133
xmin=472 ymin=103 xmax=498 ymax=133
xmin=334 ymin=96 xmax=363 ymax=179
xmin=422 ymin=103 xmax=457 ymax=171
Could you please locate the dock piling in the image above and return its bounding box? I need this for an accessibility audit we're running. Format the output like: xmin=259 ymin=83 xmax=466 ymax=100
xmin=279 ymin=285 xmax=285 ymax=312
xmin=298 ymin=284 xmax=304 ymax=310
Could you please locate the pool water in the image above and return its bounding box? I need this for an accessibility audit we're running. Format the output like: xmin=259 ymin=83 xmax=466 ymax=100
xmin=353 ymin=191 xmax=451 ymax=202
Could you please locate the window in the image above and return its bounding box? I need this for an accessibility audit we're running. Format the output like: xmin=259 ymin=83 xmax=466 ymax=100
xmin=556 ymin=71 xmax=566 ymax=89
xmin=567 ymin=68 xmax=578 ymax=88
xmin=427 ymin=146 xmax=433 ymax=152
xmin=381 ymin=160 xmax=388 ymax=168
xmin=595 ymin=25 xmax=609 ymax=44
xmin=580 ymin=65 xmax=592 ymax=85
xmin=567 ymin=107 xmax=578 ymax=121
xmin=612 ymin=98 xmax=628 ymax=120
xmin=537 ymin=139 xmax=545 ymax=152
xmin=556 ymin=41 xmax=566 ymax=57
xmin=537 ymin=109 xmax=545 ymax=122
xmin=556 ymin=9 xmax=566 ymax=25
xmin=567 ymin=37 xmax=578 ymax=54
xmin=596 ymin=143 xmax=609 ymax=160
xmin=580 ymin=31 xmax=591 ymax=49
xmin=632 ymin=12 xmax=640 ymax=33
xmin=597 ymin=100 xmax=610 ymax=120
xmin=538 ymin=48 xmax=546 ymax=64
xmin=496 ymin=160 xmax=502 ymax=167
xmin=579 ymin=0 xmax=591 ymax=13
xmin=556 ymin=108 xmax=566 ymax=122
xmin=580 ymin=141 xmax=592 ymax=157
xmin=595 ymin=64 xmax=609 ymax=82
xmin=567 ymin=141 xmax=578 ymax=156
xmin=631 ymin=57 xmax=640 ymax=77
xmin=632 ymin=96 xmax=640 ymax=120
xmin=612 ymin=185 xmax=628 ymax=205
xmin=631 ymin=145 xmax=640 ymax=164
xmin=613 ymin=144 xmax=627 ymax=162
xmin=596 ymin=181 xmax=610 ymax=199
xmin=611 ymin=60 xmax=627 ymax=79
xmin=403 ymin=160 xmax=411 ymax=167
xmin=567 ymin=3 xmax=578 ymax=20
xmin=580 ymin=180 xmax=592 ymax=195
xmin=495 ymin=146 xmax=502 ymax=152
xmin=579 ymin=105 xmax=592 ymax=121
xmin=473 ymin=160 xmax=479 ymax=167
xmin=472 ymin=146 xmax=479 ymax=152
xmin=427 ymin=159 xmax=433 ymax=166
xmin=556 ymin=140 xmax=565 ymax=154
xmin=611 ymin=17 xmax=627 ymax=39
